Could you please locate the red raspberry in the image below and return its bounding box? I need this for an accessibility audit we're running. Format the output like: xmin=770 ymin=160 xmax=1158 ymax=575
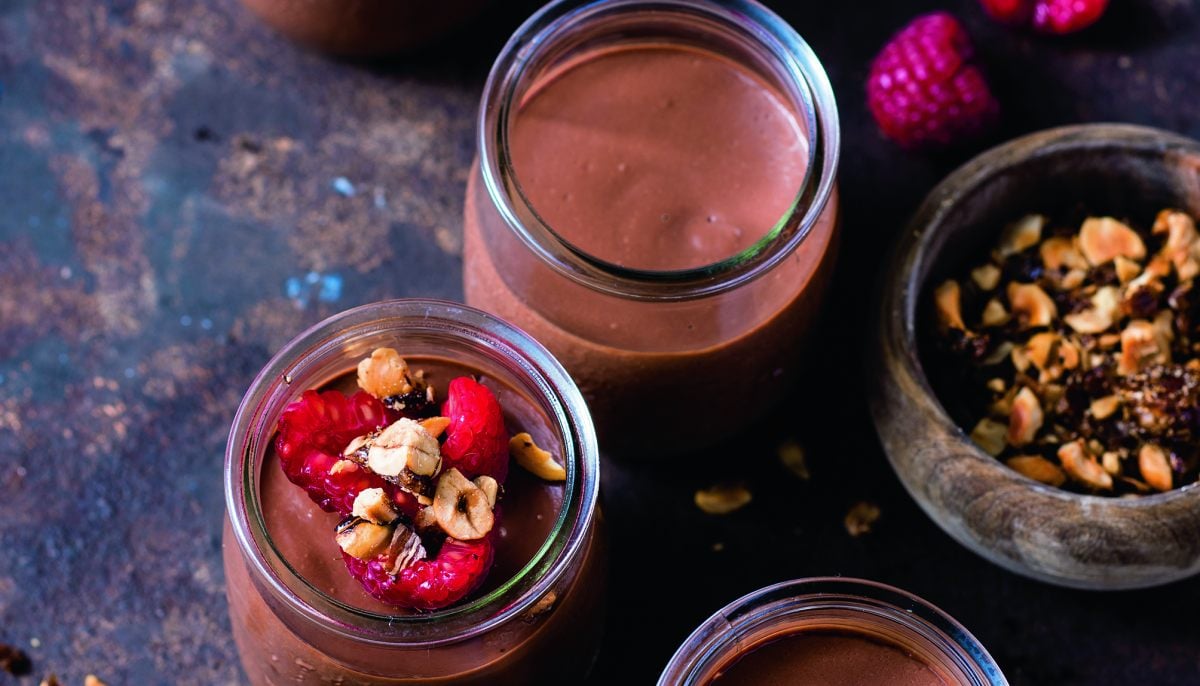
xmin=342 ymin=535 xmax=495 ymax=611
xmin=276 ymin=390 xmax=417 ymax=515
xmin=1031 ymin=0 xmax=1107 ymax=34
xmin=867 ymin=12 xmax=999 ymax=149
xmin=979 ymin=0 xmax=1107 ymax=33
xmin=979 ymin=0 xmax=1033 ymax=24
xmin=440 ymin=377 xmax=509 ymax=481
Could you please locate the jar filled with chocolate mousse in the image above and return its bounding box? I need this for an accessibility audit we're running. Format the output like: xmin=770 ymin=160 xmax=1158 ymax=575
xmin=659 ymin=578 xmax=1008 ymax=686
xmin=465 ymin=0 xmax=840 ymax=456
xmin=223 ymin=300 xmax=605 ymax=684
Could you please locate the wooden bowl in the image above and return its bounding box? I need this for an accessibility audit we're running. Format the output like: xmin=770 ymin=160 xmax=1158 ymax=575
xmin=870 ymin=124 xmax=1200 ymax=589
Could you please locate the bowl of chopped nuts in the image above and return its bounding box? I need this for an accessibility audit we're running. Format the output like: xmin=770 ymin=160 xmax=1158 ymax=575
xmin=871 ymin=123 xmax=1200 ymax=589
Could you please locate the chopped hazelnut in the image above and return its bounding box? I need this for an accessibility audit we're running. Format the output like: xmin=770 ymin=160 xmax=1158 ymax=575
xmin=1078 ymin=217 xmax=1146 ymax=265
xmin=1089 ymin=395 xmax=1121 ymax=420
xmin=1138 ymin=444 xmax=1173 ymax=492
xmin=1040 ymin=236 xmax=1087 ymax=271
xmin=352 ymin=487 xmax=398 ymax=525
xmin=433 ymin=468 xmax=494 ymax=540
xmin=844 ymin=501 xmax=882 ymax=537
xmin=980 ymin=298 xmax=1010 ymax=328
xmin=368 ymin=418 xmax=442 ymax=478
xmin=1063 ymin=286 xmax=1121 ymax=334
xmin=356 ymin=347 xmax=415 ymax=399
xmin=474 ymin=475 xmax=500 ymax=508
xmin=1155 ymin=209 xmax=1200 ymax=280
xmin=1058 ymin=440 xmax=1113 ymax=491
xmin=694 ymin=484 xmax=752 ymax=515
xmin=419 ymin=416 xmax=452 ymax=438
xmin=1007 ymin=388 xmax=1043 ymax=447
xmin=970 ymin=418 xmax=1008 ymax=456
xmin=335 ymin=517 xmax=393 ymax=559
xmin=995 ymin=214 xmax=1044 ymax=259
xmin=330 ymin=459 xmax=357 ymax=475
xmin=85 ymin=676 xmax=107 ymax=686
xmin=1007 ymin=283 xmax=1057 ymax=329
xmin=509 ymin=432 xmax=567 ymax=481
xmin=1006 ymin=455 xmax=1066 ymax=487
xmin=971 ymin=264 xmax=1001 ymax=291
xmin=385 ymin=523 xmax=427 ymax=575
xmin=1102 ymin=451 xmax=1122 ymax=476
xmin=1114 ymin=255 xmax=1142 ymax=284
xmin=934 ymin=280 xmax=966 ymax=331
xmin=1118 ymin=320 xmax=1170 ymax=376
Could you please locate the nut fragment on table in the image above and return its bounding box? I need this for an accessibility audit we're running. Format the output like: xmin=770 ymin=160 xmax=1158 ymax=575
xmin=778 ymin=439 xmax=810 ymax=480
xmin=844 ymin=501 xmax=881 ymax=537
xmin=694 ymin=483 xmax=752 ymax=515
xmin=933 ymin=209 xmax=1200 ymax=496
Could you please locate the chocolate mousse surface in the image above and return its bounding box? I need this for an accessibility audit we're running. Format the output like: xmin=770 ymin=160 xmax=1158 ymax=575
xmin=509 ymin=45 xmax=807 ymax=270
xmin=710 ymin=630 xmax=950 ymax=686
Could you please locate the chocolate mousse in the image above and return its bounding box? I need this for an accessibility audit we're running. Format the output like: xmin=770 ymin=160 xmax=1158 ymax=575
xmin=709 ymin=629 xmax=952 ymax=686
xmin=465 ymin=40 xmax=840 ymax=454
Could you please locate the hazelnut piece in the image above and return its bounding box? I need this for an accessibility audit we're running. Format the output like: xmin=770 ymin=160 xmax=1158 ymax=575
xmin=1040 ymin=236 xmax=1087 ymax=272
xmin=1114 ymin=256 xmax=1142 ymax=284
xmin=385 ymin=522 xmax=427 ymax=575
xmin=1007 ymin=283 xmax=1057 ymax=329
xmin=1063 ymin=286 xmax=1121 ymax=334
xmin=970 ymin=418 xmax=1008 ymax=456
xmin=980 ymin=298 xmax=1010 ymax=328
xmin=473 ymin=475 xmax=500 ymax=508
xmin=971 ymin=264 xmax=1001 ymax=291
xmin=1078 ymin=217 xmax=1147 ymax=265
xmin=433 ymin=468 xmax=494 ymax=540
xmin=419 ymin=416 xmax=451 ymax=438
xmin=1118 ymin=319 xmax=1170 ymax=376
xmin=336 ymin=517 xmax=393 ymax=559
xmin=934 ymin=280 xmax=966 ymax=331
xmin=356 ymin=347 xmax=415 ymax=399
xmin=1089 ymin=395 xmax=1121 ymax=421
xmin=1138 ymin=444 xmax=1173 ymax=492
xmin=509 ymin=432 xmax=567 ymax=481
xmin=352 ymin=487 xmax=398 ymax=525
xmin=1006 ymin=455 xmax=1066 ymax=487
xmin=695 ymin=484 xmax=752 ymax=515
xmin=1154 ymin=209 xmax=1200 ymax=281
xmin=995 ymin=214 xmax=1044 ymax=259
xmin=1058 ymin=440 xmax=1113 ymax=491
xmin=368 ymin=418 xmax=442 ymax=478
xmin=1007 ymin=387 xmax=1043 ymax=447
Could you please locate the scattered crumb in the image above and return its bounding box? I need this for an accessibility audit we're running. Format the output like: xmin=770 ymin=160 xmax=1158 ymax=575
xmin=85 ymin=675 xmax=108 ymax=686
xmin=711 ymin=542 xmax=725 ymax=552
xmin=844 ymin=501 xmax=882 ymax=537
xmin=778 ymin=439 xmax=810 ymax=480
xmin=694 ymin=483 xmax=752 ymax=515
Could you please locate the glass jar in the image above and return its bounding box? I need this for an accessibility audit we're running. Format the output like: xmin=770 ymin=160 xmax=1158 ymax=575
xmin=464 ymin=0 xmax=840 ymax=456
xmin=223 ymin=299 xmax=605 ymax=684
xmin=659 ymin=578 xmax=1007 ymax=685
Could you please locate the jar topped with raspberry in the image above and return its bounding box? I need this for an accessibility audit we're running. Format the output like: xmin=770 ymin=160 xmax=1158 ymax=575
xmin=223 ymin=299 xmax=604 ymax=684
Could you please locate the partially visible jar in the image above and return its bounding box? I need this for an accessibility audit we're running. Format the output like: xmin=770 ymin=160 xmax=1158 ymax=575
xmin=464 ymin=0 xmax=841 ymax=456
xmin=223 ymin=300 xmax=605 ymax=684
xmin=659 ymin=578 xmax=1008 ymax=686
xmin=239 ymin=0 xmax=492 ymax=56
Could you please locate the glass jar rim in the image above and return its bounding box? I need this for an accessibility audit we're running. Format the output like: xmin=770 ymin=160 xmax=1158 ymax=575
xmin=224 ymin=299 xmax=600 ymax=646
xmin=658 ymin=577 xmax=1008 ymax=686
xmin=477 ymin=0 xmax=840 ymax=302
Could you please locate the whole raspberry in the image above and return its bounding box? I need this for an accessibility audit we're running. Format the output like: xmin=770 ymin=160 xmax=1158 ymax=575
xmin=440 ymin=377 xmax=510 ymax=481
xmin=867 ymin=12 xmax=999 ymax=149
xmin=1031 ymin=0 xmax=1108 ymax=34
xmin=342 ymin=534 xmax=495 ymax=611
xmin=277 ymin=390 xmax=417 ymax=515
xmin=979 ymin=0 xmax=1108 ymax=34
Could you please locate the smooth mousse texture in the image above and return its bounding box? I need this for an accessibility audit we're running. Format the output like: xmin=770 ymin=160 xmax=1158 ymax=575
xmin=509 ymin=45 xmax=808 ymax=270
xmin=466 ymin=43 xmax=838 ymax=454
xmin=710 ymin=630 xmax=951 ymax=686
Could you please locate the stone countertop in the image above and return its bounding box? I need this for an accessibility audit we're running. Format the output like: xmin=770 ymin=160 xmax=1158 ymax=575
xmin=2 ymin=0 xmax=1199 ymax=683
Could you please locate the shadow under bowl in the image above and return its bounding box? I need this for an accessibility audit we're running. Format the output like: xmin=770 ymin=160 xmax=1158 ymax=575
xmin=870 ymin=123 xmax=1200 ymax=590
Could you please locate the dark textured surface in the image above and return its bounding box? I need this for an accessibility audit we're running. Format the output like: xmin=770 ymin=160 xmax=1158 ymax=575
xmin=1 ymin=0 xmax=1200 ymax=684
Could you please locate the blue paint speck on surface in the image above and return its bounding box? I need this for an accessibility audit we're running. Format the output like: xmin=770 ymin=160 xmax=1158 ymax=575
xmin=57 ymin=353 xmax=69 ymax=365
xmin=318 ymin=274 xmax=342 ymax=303
xmin=285 ymin=277 xmax=302 ymax=300
xmin=124 ymin=368 xmax=135 ymax=379
xmin=200 ymin=318 xmax=213 ymax=330
xmin=0 ymin=373 xmax=6 ymax=385
xmin=332 ymin=177 xmax=356 ymax=197
xmin=305 ymin=271 xmax=319 ymax=284
xmin=373 ymin=187 xmax=387 ymax=209
xmin=180 ymin=315 xmax=192 ymax=326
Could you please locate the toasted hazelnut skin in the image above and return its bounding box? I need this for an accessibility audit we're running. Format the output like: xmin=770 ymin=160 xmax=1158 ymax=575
xmin=336 ymin=517 xmax=393 ymax=559
xmin=995 ymin=214 xmax=1044 ymax=259
xmin=1138 ymin=444 xmax=1174 ymax=492
xmin=367 ymin=418 xmax=442 ymax=478
xmin=433 ymin=468 xmax=494 ymax=540
xmin=474 ymin=475 xmax=500 ymax=508
xmin=1063 ymin=286 xmax=1121 ymax=335
xmin=1078 ymin=217 xmax=1147 ymax=265
xmin=694 ymin=484 xmax=752 ymax=515
xmin=357 ymin=347 xmax=414 ymax=399
xmin=1118 ymin=320 xmax=1170 ymax=376
xmin=1006 ymin=455 xmax=1067 ymax=487
xmin=934 ymin=280 xmax=966 ymax=331
xmin=970 ymin=418 xmax=1008 ymax=456
xmin=509 ymin=432 xmax=567 ymax=481
xmin=1007 ymin=387 xmax=1044 ymax=447
xmin=352 ymin=487 xmax=398 ymax=524
xmin=1007 ymin=283 xmax=1057 ymax=329
xmin=1058 ymin=441 xmax=1113 ymax=491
